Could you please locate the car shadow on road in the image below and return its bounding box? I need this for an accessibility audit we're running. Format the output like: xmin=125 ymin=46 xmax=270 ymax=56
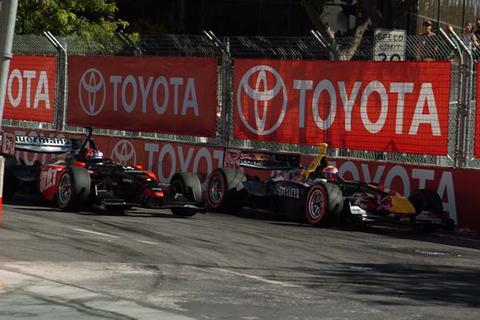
xmin=188 ymin=260 xmax=480 ymax=309
xmin=3 ymin=196 xmax=197 ymax=220
xmin=226 ymin=207 xmax=480 ymax=251
xmin=294 ymin=261 xmax=480 ymax=308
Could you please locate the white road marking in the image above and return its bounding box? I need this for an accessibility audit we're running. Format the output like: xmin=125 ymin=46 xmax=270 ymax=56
xmin=73 ymin=228 xmax=120 ymax=239
xmin=137 ymin=240 xmax=157 ymax=245
xmin=216 ymin=268 xmax=301 ymax=288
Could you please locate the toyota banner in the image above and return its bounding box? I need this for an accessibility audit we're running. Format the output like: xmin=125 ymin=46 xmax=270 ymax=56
xmin=68 ymin=56 xmax=217 ymax=137
xmin=234 ymin=59 xmax=451 ymax=155
xmin=3 ymin=55 xmax=57 ymax=122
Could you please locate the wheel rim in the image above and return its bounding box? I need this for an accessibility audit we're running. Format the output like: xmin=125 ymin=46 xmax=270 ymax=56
xmin=308 ymin=188 xmax=326 ymax=221
xmin=58 ymin=173 xmax=72 ymax=207
xmin=208 ymin=175 xmax=224 ymax=206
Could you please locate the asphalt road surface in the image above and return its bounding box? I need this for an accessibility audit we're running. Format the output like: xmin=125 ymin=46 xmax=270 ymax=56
xmin=1 ymin=195 xmax=479 ymax=320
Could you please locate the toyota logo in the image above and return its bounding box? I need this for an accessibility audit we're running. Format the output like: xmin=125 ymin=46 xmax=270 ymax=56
xmin=237 ymin=65 xmax=287 ymax=135
xmin=111 ymin=140 xmax=137 ymax=165
xmin=79 ymin=68 xmax=106 ymax=116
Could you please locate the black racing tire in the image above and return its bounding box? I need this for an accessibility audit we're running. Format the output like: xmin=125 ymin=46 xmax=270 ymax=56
xmin=206 ymin=168 xmax=246 ymax=213
xmin=56 ymin=167 xmax=91 ymax=211
xmin=305 ymin=182 xmax=344 ymax=227
xmin=408 ymin=189 xmax=443 ymax=234
xmin=408 ymin=189 xmax=443 ymax=218
xmin=170 ymin=172 xmax=202 ymax=204
xmin=1 ymin=153 xmax=19 ymax=200
xmin=169 ymin=172 xmax=202 ymax=217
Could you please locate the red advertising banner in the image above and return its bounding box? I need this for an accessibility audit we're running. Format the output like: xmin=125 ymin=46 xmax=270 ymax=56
xmin=475 ymin=63 xmax=480 ymax=157
xmin=3 ymin=55 xmax=56 ymax=122
xmin=3 ymin=126 xmax=480 ymax=231
xmin=234 ymin=60 xmax=451 ymax=155
xmin=67 ymin=56 xmax=217 ymax=137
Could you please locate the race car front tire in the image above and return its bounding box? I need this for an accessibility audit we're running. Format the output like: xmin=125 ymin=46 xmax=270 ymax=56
xmin=305 ymin=182 xmax=344 ymax=227
xmin=408 ymin=189 xmax=443 ymax=217
xmin=56 ymin=167 xmax=91 ymax=211
xmin=169 ymin=172 xmax=202 ymax=217
xmin=206 ymin=168 xmax=246 ymax=213
xmin=408 ymin=189 xmax=443 ymax=234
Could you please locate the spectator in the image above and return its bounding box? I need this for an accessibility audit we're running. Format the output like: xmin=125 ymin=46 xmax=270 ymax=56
xmin=422 ymin=20 xmax=435 ymax=36
xmin=475 ymin=16 xmax=480 ymax=38
xmin=418 ymin=20 xmax=437 ymax=60
xmin=465 ymin=21 xmax=479 ymax=54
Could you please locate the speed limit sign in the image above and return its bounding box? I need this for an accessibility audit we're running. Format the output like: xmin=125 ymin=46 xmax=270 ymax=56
xmin=373 ymin=29 xmax=406 ymax=61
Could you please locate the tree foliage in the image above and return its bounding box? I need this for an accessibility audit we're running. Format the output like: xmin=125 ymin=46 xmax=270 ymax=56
xmin=16 ymin=0 xmax=129 ymax=36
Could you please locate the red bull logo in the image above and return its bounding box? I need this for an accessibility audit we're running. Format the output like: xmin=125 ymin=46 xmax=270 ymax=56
xmin=377 ymin=195 xmax=394 ymax=211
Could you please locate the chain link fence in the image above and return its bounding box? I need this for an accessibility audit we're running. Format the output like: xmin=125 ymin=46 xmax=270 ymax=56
xmin=5 ymin=31 xmax=479 ymax=169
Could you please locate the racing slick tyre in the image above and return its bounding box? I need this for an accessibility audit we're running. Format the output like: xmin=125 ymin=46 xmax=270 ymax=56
xmin=169 ymin=172 xmax=202 ymax=217
xmin=1 ymin=153 xmax=19 ymax=200
xmin=56 ymin=167 xmax=91 ymax=211
xmin=305 ymin=182 xmax=344 ymax=227
xmin=206 ymin=168 xmax=246 ymax=213
xmin=408 ymin=189 xmax=443 ymax=234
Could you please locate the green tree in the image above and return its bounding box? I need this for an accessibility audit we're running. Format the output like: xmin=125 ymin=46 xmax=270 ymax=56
xmin=16 ymin=0 xmax=128 ymax=36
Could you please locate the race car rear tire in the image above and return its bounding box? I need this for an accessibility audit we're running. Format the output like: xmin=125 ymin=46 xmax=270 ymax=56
xmin=169 ymin=172 xmax=202 ymax=217
xmin=56 ymin=167 xmax=91 ymax=211
xmin=206 ymin=168 xmax=246 ymax=213
xmin=305 ymin=182 xmax=344 ymax=227
xmin=1 ymin=153 xmax=19 ymax=200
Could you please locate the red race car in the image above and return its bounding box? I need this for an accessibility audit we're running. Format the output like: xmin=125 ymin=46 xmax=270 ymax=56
xmin=1 ymin=127 xmax=203 ymax=216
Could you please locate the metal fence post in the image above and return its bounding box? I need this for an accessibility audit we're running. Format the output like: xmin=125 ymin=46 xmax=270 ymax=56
xmin=43 ymin=31 xmax=67 ymax=132
xmin=310 ymin=30 xmax=338 ymax=60
xmin=440 ymin=27 xmax=473 ymax=168
xmin=202 ymin=30 xmax=231 ymax=146
xmin=0 ymin=0 xmax=19 ymax=132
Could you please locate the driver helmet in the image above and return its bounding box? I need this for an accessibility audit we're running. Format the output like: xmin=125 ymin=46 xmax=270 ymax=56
xmin=322 ymin=165 xmax=339 ymax=181
xmin=85 ymin=148 xmax=103 ymax=160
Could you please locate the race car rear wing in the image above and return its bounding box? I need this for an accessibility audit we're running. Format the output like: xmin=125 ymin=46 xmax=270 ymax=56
xmin=223 ymin=143 xmax=329 ymax=178
xmin=224 ymin=148 xmax=301 ymax=170
xmin=1 ymin=132 xmax=82 ymax=154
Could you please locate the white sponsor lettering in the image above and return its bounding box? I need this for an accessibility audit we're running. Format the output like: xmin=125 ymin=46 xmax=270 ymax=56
xmin=339 ymin=81 xmax=361 ymax=131
xmin=7 ymin=69 xmax=51 ymax=109
xmin=293 ymin=80 xmax=440 ymax=136
xmin=238 ymin=65 xmax=442 ymax=137
xmin=144 ymin=143 xmax=223 ymax=183
xmin=312 ymin=80 xmax=337 ymax=130
xmin=437 ymin=171 xmax=457 ymax=224
xmin=275 ymin=185 xmax=300 ymax=199
xmin=39 ymin=167 xmax=58 ymax=193
xmin=107 ymin=75 xmax=199 ymax=116
xmin=14 ymin=131 xmax=65 ymax=165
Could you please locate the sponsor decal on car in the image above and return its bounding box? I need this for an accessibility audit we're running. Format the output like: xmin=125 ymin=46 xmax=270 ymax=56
xmin=377 ymin=195 xmax=394 ymax=210
xmin=15 ymin=135 xmax=73 ymax=153
xmin=274 ymin=185 xmax=300 ymax=199
xmin=39 ymin=167 xmax=59 ymax=193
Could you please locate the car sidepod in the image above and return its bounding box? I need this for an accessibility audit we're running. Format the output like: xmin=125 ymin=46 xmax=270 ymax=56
xmin=39 ymin=165 xmax=66 ymax=201
xmin=270 ymin=180 xmax=308 ymax=215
